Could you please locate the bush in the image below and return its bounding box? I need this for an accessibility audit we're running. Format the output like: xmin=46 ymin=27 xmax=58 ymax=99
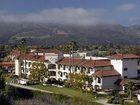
xmin=107 ymin=96 xmax=115 ymax=103
xmin=13 ymin=90 xmax=101 ymax=105
xmin=46 ymin=78 xmax=57 ymax=84
xmin=119 ymin=93 xmax=128 ymax=98
xmin=119 ymin=97 xmax=124 ymax=105
xmin=0 ymin=92 xmax=11 ymax=105
xmin=64 ymin=81 xmax=70 ymax=88
xmin=10 ymin=74 xmax=18 ymax=79
xmin=58 ymin=81 xmax=64 ymax=86
xmin=46 ymin=79 xmax=64 ymax=86
xmin=133 ymin=97 xmax=139 ymax=104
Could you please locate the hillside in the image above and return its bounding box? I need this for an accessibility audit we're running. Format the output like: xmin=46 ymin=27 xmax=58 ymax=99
xmin=0 ymin=22 xmax=140 ymax=45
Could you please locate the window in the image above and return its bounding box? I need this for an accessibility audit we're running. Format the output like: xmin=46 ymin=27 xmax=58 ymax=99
xmin=63 ymin=65 xmax=66 ymax=70
xmin=74 ymin=66 xmax=78 ymax=72
xmin=69 ymin=66 xmax=71 ymax=70
xmin=64 ymin=72 xmax=67 ymax=76
xmin=28 ymin=62 xmax=31 ymax=67
xmin=66 ymin=74 xmax=68 ymax=78
xmin=48 ymin=64 xmax=56 ymax=69
xmin=77 ymin=66 xmax=80 ymax=70
xmin=124 ymin=68 xmax=128 ymax=71
xmin=60 ymin=72 xmax=63 ymax=77
xmin=97 ymin=77 xmax=101 ymax=83
xmin=49 ymin=71 xmax=56 ymax=76
xmin=25 ymin=62 xmax=27 ymax=65
xmin=87 ymin=68 xmax=91 ymax=73
xmin=21 ymin=61 xmax=23 ymax=65
xmin=81 ymin=67 xmax=86 ymax=73
xmin=124 ymin=76 xmax=127 ymax=78
xmin=58 ymin=64 xmax=60 ymax=69
xmin=58 ymin=71 xmax=63 ymax=77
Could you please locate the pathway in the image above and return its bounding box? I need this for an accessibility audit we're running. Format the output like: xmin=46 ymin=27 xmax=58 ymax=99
xmin=95 ymin=99 xmax=120 ymax=105
xmin=8 ymin=83 xmax=53 ymax=94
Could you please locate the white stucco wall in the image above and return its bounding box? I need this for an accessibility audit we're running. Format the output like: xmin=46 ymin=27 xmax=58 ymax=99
xmin=92 ymin=76 xmax=120 ymax=90
xmin=58 ymin=65 xmax=70 ymax=80
xmin=45 ymin=53 xmax=63 ymax=64
xmin=111 ymin=59 xmax=123 ymax=76
xmin=137 ymin=94 xmax=140 ymax=101
xmin=102 ymin=76 xmax=120 ymax=90
xmin=123 ymin=59 xmax=138 ymax=78
xmin=111 ymin=59 xmax=138 ymax=78
xmin=15 ymin=59 xmax=21 ymax=76
xmin=92 ymin=77 xmax=102 ymax=89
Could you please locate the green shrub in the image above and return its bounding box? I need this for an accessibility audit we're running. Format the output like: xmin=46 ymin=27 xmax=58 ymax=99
xmin=133 ymin=97 xmax=139 ymax=104
xmin=107 ymin=96 xmax=115 ymax=103
xmin=119 ymin=97 xmax=124 ymax=105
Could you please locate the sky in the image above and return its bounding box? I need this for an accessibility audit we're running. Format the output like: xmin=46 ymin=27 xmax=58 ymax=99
xmin=0 ymin=0 xmax=140 ymax=26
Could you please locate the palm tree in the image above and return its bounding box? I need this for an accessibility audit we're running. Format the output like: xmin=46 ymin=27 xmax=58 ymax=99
xmin=126 ymin=81 xmax=135 ymax=100
xmin=18 ymin=38 xmax=27 ymax=78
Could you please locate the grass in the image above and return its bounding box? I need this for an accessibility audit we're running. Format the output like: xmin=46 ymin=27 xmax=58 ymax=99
xmin=14 ymin=91 xmax=101 ymax=105
xmin=31 ymin=84 xmax=102 ymax=102
xmin=5 ymin=76 xmax=12 ymax=83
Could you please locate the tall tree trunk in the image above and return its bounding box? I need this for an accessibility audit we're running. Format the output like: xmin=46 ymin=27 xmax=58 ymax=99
xmin=130 ymin=90 xmax=132 ymax=100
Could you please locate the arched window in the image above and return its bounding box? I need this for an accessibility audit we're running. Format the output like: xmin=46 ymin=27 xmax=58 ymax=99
xmin=87 ymin=68 xmax=90 ymax=73
xmin=97 ymin=77 xmax=101 ymax=83
xmin=58 ymin=71 xmax=63 ymax=77
xmin=63 ymin=65 xmax=66 ymax=70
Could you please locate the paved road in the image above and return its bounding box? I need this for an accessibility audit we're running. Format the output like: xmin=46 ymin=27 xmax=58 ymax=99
xmin=8 ymin=83 xmax=53 ymax=94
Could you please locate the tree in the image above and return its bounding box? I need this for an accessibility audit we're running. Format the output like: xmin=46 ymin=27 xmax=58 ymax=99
xmin=0 ymin=69 xmax=5 ymax=90
xmin=0 ymin=69 xmax=11 ymax=105
xmin=126 ymin=81 xmax=135 ymax=100
xmin=65 ymin=73 xmax=92 ymax=91
xmin=17 ymin=38 xmax=28 ymax=78
xmin=64 ymin=41 xmax=79 ymax=51
xmin=17 ymin=38 xmax=27 ymax=53
xmin=29 ymin=62 xmax=48 ymax=83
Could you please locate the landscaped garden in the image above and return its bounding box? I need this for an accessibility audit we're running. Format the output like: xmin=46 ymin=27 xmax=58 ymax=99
xmin=32 ymin=84 xmax=103 ymax=102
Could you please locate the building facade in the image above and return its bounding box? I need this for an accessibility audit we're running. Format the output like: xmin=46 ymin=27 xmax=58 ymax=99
xmin=14 ymin=49 xmax=139 ymax=90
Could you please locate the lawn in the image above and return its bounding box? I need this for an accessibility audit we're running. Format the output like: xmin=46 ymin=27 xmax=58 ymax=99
xmin=32 ymin=84 xmax=102 ymax=102
xmin=5 ymin=76 xmax=12 ymax=83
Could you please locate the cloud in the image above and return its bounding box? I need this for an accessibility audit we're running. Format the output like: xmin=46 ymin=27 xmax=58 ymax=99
xmin=118 ymin=3 xmax=136 ymax=11
xmin=128 ymin=17 xmax=140 ymax=25
xmin=0 ymin=10 xmax=7 ymax=14
xmin=0 ymin=8 xmax=111 ymax=26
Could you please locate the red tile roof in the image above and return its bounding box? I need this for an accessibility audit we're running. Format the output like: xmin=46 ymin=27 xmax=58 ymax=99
xmin=45 ymin=49 xmax=62 ymax=54
xmin=95 ymin=70 xmax=120 ymax=77
xmin=111 ymin=54 xmax=139 ymax=59
xmin=57 ymin=57 xmax=84 ymax=66
xmin=0 ymin=62 xmax=15 ymax=67
xmin=57 ymin=57 xmax=112 ymax=68
xmin=83 ymin=59 xmax=112 ymax=68
xmin=17 ymin=53 xmax=45 ymax=62
xmin=119 ymin=78 xmax=140 ymax=86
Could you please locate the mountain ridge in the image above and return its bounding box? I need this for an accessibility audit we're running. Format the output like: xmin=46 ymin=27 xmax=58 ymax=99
xmin=0 ymin=22 xmax=140 ymax=45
